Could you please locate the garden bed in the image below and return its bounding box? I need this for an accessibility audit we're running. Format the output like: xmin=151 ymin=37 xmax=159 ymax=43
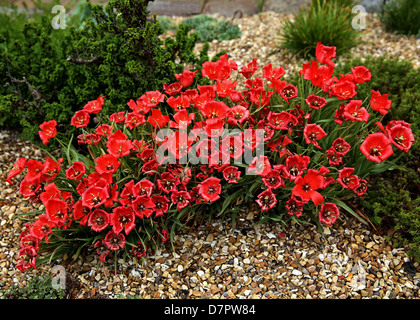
xmin=0 ymin=130 xmax=419 ymax=299
xmin=0 ymin=10 xmax=419 ymax=299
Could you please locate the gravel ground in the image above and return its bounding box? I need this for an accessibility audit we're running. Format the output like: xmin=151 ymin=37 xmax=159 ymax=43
xmin=170 ymin=11 xmax=420 ymax=74
xmin=1 ymin=12 xmax=420 ymax=299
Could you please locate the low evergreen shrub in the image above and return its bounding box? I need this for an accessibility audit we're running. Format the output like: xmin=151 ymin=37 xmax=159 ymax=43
xmin=0 ymin=0 xmax=210 ymax=147
xmin=335 ymin=55 xmax=420 ymax=260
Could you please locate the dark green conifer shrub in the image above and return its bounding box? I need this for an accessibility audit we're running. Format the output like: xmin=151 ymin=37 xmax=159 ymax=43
xmin=0 ymin=0 xmax=210 ymax=146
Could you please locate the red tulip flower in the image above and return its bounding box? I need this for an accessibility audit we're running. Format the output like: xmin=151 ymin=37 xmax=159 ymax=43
xmin=132 ymin=195 xmax=155 ymax=219
xmin=45 ymin=198 xmax=69 ymax=226
xmin=337 ymin=167 xmax=360 ymax=190
xmin=163 ymin=82 xmax=183 ymax=96
xmin=387 ymin=124 xmax=415 ymax=153
xmin=256 ymin=189 xmax=277 ymax=211
xmin=222 ymin=166 xmax=241 ymax=184
xmin=343 ymin=100 xmax=370 ymax=123
xmin=104 ymin=230 xmax=126 ymax=251
xmin=110 ymin=111 xmax=126 ymax=123
xmin=157 ymin=172 xmax=179 ymax=194
xmin=147 ymin=109 xmax=170 ymax=128
xmin=262 ymin=169 xmax=285 ymax=190
xmin=95 ymin=153 xmax=121 ymax=175
xmin=6 ymin=157 xmax=27 ymax=185
xmin=267 ymin=135 xmax=292 ymax=158
xmin=40 ymin=157 xmax=63 ymax=183
xmin=167 ymin=95 xmax=191 ymax=111
xmin=124 ymin=112 xmax=145 ymax=129
xmin=292 ymin=169 xmax=325 ymax=206
xmin=132 ymin=241 xmax=147 ymax=258
xmin=353 ymin=179 xmax=368 ymax=196
xmin=303 ymin=123 xmax=327 ymax=149
xmin=71 ymin=110 xmax=90 ymax=128
xmin=351 ymin=66 xmax=371 ymax=84
xmin=326 ymin=148 xmax=343 ymax=166
xmin=330 ymin=80 xmax=357 ymax=100
xmin=152 ymin=195 xmax=170 ymax=217
xmin=239 ymin=58 xmax=258 ymax=79
xmin=19 ymin=176 xmax=41 ymax=198
xmin=88 ymin=209 xmax=110 ymax=232
xmin=170 ymin=190 xmax=191 ymax=210
xmin=319 ymin=202 xmax=340 ymax=225
xmin=248 ymin=155 xmax=272 ymax=177
xmin=175 ymin=69 xmax=198 ymax=87
xmin=331 ymin=138 xmax=351 ymax=156
xmin=169 ymin=109 xmax=195 ymax=129
xmin=315 ymin=42 xmax=336 ymax=67
xmin=360 ymin=132 xmax=393 ymax=163
xmin=262 ymin=63 xmax=285 ymax=81
xmin=83 ymin=96 xmax=105 ymax=114
xmin=30 ymin=214 xmax=52 ymax=240
xmin=286 ymin=195 xmax=306 ymax=217
xmin=267 ymin=111 xmax=298 ymax=131
xmin=82 ymin=186 xmax=109 ymax=209
xmin=199 ymin=177 xmax=222 ymax=202
xmin=16 ymin=246 xmax=37 ymax=272
xmin=227 ymin=105 xmax=250 ymax=126
xmin=216 ymin=80 xmax=238 ymax=97
xmin=38 ymin=120 xmax=57 ymax=145
xmin=140 ymin=90 xmax=165 ymax=109
xmin=305 ymin=94 xmax=327 ymax=110
xmin=110 ymin=206 xmax=136 ymax=235
xmin=94 ymin=240 xmax=110 ymax=262
xmin=65 ymin=161 xmax=86 ymax=180
xmin=370 ymin=90 xmax=391 ymax=115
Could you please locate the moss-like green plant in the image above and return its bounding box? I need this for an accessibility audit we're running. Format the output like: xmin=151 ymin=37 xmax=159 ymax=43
xmin=182 ymin=14 xmax=241 ymax=42
xmin=157 ymin=16 xmax=179 ymax=34
xmin=1 ymin=274 xmax=65 ymax=299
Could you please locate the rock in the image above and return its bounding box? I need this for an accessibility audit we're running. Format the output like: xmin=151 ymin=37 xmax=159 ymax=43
xmin=292 ymin=270 xmax=302 ymax=276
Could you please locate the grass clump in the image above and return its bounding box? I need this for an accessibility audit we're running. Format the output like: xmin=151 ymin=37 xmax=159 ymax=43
xmin=379 ymin=0 xmax=420 ymax=36
xmin=278 ymin=0 xmax=361 ymax=59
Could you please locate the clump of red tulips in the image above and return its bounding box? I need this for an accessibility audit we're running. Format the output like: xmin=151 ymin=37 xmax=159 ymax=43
xmin=7 ymin=43 xmax=414 ymax=272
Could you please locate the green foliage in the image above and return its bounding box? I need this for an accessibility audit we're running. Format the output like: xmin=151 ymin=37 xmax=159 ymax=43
xmin=278 ymin=0 xmax=361 ymax=58
xmin=182 ymin=14 xmax=242 ymax=42
xmin=359 ymin=168 xmax=420 ymax=261
xmin=0 ymin=0 xmax=209 ymax=147
xmin=1 ymin=274 xmax=65 ymax=299
xmin=335 ymin=55 xmax=420 ymax=261
xmin=157 ymin=16 xmax=178 ymax=34
xmin=379 ymin=0 xmax=420 ymax=36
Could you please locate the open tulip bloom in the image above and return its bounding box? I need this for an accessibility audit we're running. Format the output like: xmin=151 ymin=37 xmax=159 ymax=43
xmin=7 ymin=43 xmax=415 ymax=271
